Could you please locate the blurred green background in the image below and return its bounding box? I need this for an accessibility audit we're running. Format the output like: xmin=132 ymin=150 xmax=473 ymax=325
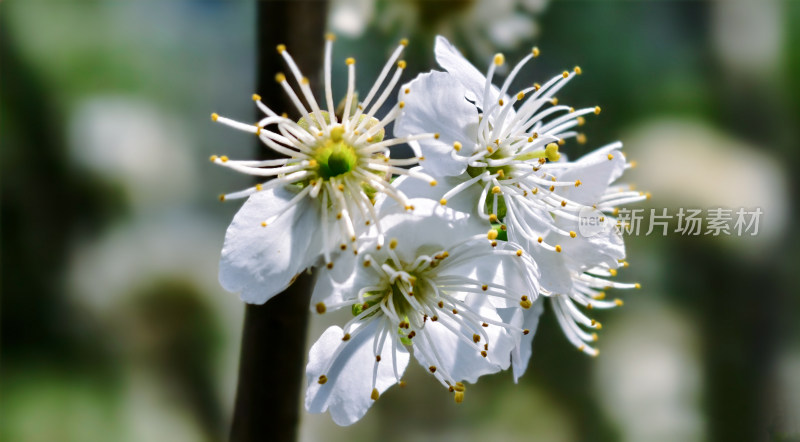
xmin=2 ymin=1 xmax=800 ymax=441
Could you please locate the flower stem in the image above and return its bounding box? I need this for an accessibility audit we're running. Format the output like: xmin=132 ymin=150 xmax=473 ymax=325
xmin=230 ymin=2 xmax=327 ymax=441
xmin=229 ymin=271 xmax=315 ymax=442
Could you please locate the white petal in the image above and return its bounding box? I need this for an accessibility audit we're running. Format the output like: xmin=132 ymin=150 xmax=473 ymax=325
xmin=219 ymin=187 xmax=322 ymax=304
xmin=392 ymin=172 xmax=484 ymax=217
xmin=395 ymin=71 xmax=478 ymax=177
xmin=434 ymin=35 xmax=496 ymax=107
xmin=554 ymin=144 xmax=626 ymax=205
xmin=311 ymin=251 xmax=382 ymax=310
xmin=305 ymin=321 xmax=409 ymax=426
xmin=499 ymin=297 xmax=545 ymax=382
xmin=414 ymin=294 xmax=510 ymax=383
xmin=375 ymin=197 xmax=487 ymax=262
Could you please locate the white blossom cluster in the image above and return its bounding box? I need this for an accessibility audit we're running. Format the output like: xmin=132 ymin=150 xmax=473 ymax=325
xmin=211 ymin=35 xmax=646 ymax=426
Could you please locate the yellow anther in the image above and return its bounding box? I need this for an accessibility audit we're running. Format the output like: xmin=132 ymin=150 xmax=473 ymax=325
xmin=440 ymin=198 xmax=447 ymax=206
xmin=570 ymin=231 xmax=577 ymax=238
xmin=533 ymin=83 xmax=541 ymax=91
xmin=453 ymin=141 xmax=462 ymax=151
xmin=635 ymin=283 xmax=642 ymax=289
xmin=398 ymin=101 xmax=405 ymax=109
xmin=337 ymin=184 xmax=344 ymax=191
xmin=551 ymin=97 xmax=559 ymax=105
xmin=545 ymin=143 xmax=560 ymax=161
xmin=494 ymin=53 xmax=505 ymax=66
xmin=211 ymin=113 xmax=219 ymax=122
xmin=613 ymin=208 xmax=620 ymax=216
xmin=275 ymin=72 xmax=286 ymax=83
xmin=342 ymin=333 xmax=351 ymax=341
xmin=281 ymin=112 xmax=288 ymax=118
xmin=496 ymin=169 xmax=505 ymax=178
xmin=371 ymin=388 xmax=379 ymax=400
xmin=315 ymin=302 xmax=326 ymax=314
xmin=574 ymin=66 xmax=582 ymax=75
xmin=562 ymin=70 xmax=570 ymax=78
xmin=532 ymin=47 xmax=540 ymax=57
xmin=251 ymin=93 xmax=261 ymax=101
xmin=318 ymin=375 xmax=328 ymax=384
xmin=587 ymin=303 xmax=594 ymax=310
xmin=516 ymin=249 xmax=523 ymax=257
xmin=555 ymin=245 xmax=562 ymax=253
xmin=345 ymin=57 xmax=355 ymax=65
xmin=326 ymin=262 xmax=333 ymax=269
xmin=473 ymin=334 xmax=480 ymax=343
xmin=517 ymin=91 xmax=525 ymax=100
xmin=578 ymin=344 xmax=586 ymax=352
xmin=260 ymin=221 xmax=267 ymax=227
xmin=593 ymin=292 xmax=606 ymax=300
xmin=480 ymin=350 xmax=487 ymax=358
xmin=276 ymin=44 xmax=286 ymax=53
xmin=454 ymin=391 xmax=464 ymax=403
xmin=549 ymin=185 xmax=555 ymax=191
xmin=329 ymin=125 xmax=345 ymax=142
xmin=487 ymin=146 xmax=494 ymax=154
xmin=209 ymin=155 xmax=218 ymax=162
xmin=498 ymin=99 xmax=504 ymax=106
xmin=527 ymin=136 xmax=534 ymax=143
xmin=594 ymin=106 xmax=602 ymax=114
xmin=577 ymin=116 xmax=586 ymax=126
xmin=397 ymin=60 xmax=407 ymax=69
xmin=558 ymin=138 xmax=566 ymax=146
xmin=576 ymin=133 xmax=587 ymax=145
xmin=430 ymin=180 xmax=437 ymax=186
xmin=645 ymin=192 xmax=652 ymax=199
xmin=491 ymin=186 xmax=501 ymax=194
xmin=255 ymin=183 xmax=263 ymax=191
xmin=325 ymin=32 xmax=336 ymax=41
xmin=399 ymin=38 xmax=409 ymax=46
xmin=532 ymin=132 xmax=539 ymax=139
xmin=609 ymin=269 xmax=618 ymax=276
xmin=434 ymin=133 xmax=440 ymax=139
xmin=389 ymin=238 xmax=398 ymax=249
xmin=537 ymin=237 xmax=543 ymax=243
xmin=487 ymin=230 xmax=498 ymax=240
xmin=301 ymin=77 xmax=310 ymax=85
xmin=561 ymin=200 xmax=567 ymax=207
xmin=569 ymin=107 xmax=575 ymax=113
xmin=220 ymin=155 xmax=229 ymax=162
xmin=575 ymin=180 xmax=582 ymax=187
xmin=520 ymin=299 xmax=532 ymax=309
xmin=428 ymin=366 xmax=437 ymax=373
xmin=614 ymin=299 xmax=624 ymax=306
xmin=592 ymin=333 xmax=598 ymax=342
xmin=404 ymin=88 xmax=410 ymax=94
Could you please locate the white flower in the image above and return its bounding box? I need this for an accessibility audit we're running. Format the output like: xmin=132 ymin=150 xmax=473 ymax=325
xmin=211 ymin=35 xmax=437 ymax=304
xmin=394 ymin=36 xmax=646 ymax=356
xmin=305 ymin=198 xmax=540 ymax=425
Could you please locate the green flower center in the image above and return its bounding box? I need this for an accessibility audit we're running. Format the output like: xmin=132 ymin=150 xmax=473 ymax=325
xmin=315 ymin=127 xmax=358 ymax=179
